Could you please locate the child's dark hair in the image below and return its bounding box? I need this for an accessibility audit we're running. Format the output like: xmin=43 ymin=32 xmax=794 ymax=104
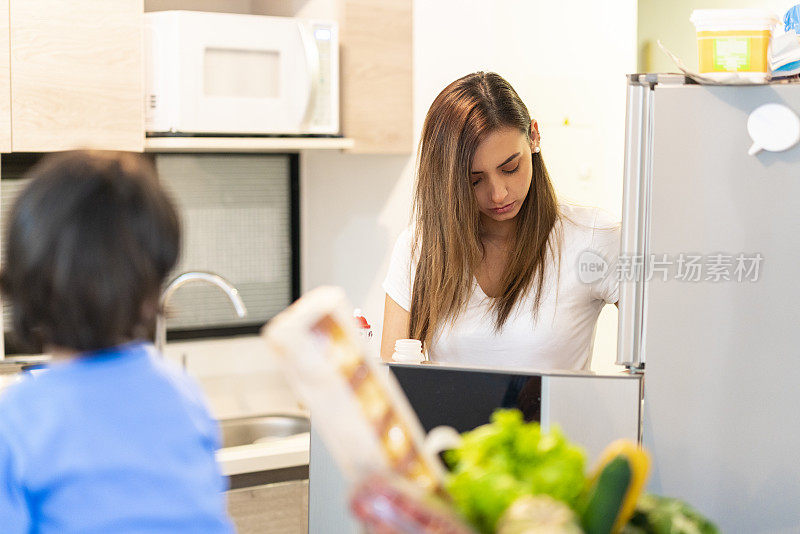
xmin=0 ymin=150 xmax=181 ymax=353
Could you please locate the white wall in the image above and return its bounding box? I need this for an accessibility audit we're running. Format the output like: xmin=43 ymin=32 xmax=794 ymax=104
xmin=639 ymin=0 xmax=792 ymax=73
xmin=302 ymin=0 xmax=638 ymax=371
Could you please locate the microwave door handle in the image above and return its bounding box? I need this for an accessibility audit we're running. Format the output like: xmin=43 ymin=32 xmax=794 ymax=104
xmin=299 ymin=22 xmax=321 ymax=130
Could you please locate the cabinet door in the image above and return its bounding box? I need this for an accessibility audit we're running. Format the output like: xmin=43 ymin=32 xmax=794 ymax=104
xmin=0 ymin=0 xmax=10 ymax=153
xmin=341 ymin=0 xmax=412 ymax=154
xmin=227 ymin=480 xmax=308 ymax=534
xmin=10 ymin=0 xmax=143 ymax=152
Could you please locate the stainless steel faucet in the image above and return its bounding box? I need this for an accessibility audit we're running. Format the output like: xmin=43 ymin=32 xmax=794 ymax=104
xmin=155 ymin=271 xmax=248 ymax=354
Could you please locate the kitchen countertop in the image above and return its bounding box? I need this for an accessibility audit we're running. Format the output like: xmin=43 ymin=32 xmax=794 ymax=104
xmin=387 ymin=359 xmax=641 ymax=378
xmin=216 ymin=432 xmax=310 ymax=477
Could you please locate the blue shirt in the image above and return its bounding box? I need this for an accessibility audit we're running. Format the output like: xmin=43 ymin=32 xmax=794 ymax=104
xmin=0 ymin=342 xmax=233 ymax=533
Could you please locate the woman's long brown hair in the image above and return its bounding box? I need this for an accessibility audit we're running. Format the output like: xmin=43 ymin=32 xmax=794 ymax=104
xmin=409 ymin=72 xmax=562 ymax=348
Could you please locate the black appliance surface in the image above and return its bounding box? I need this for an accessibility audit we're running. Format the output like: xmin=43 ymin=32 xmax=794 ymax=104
xmin=389 ymin=364 xmax=541 ymax=434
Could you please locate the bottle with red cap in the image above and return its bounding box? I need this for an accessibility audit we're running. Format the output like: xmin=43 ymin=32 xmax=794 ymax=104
xmin=353 ymin=308 xmax=373 ymax=340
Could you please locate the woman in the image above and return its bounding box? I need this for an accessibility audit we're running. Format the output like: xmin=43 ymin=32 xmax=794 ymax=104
xmin=381 ymin=72 xmax=620 ymax=370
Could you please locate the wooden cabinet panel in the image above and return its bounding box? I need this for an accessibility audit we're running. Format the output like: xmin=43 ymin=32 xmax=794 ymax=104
xmin=341 ymin=0 xmax=412 ymax=154
xmin=227 ymin=480 xmax=308 ymax=534
xmin=10 ymin=0 xmax=143 ymax=152
xmin=0 ymin=0 xmax=11 ymax=153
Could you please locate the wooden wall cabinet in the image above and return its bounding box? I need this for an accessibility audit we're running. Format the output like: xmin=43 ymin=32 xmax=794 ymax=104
xmin=0 ymin=0 xmax=11 ymax=153
xmin=147 ymin=0 xmax=413 ymax=154
xmin=339 ymin=0 xmax=413 ymax=154
xmin=4 ymin=0 xmax=143 ymax=153
xmin=0 ymin=0 xmax=411 ymax=154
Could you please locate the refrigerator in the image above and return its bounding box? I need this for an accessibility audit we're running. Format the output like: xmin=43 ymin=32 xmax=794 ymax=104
xmin=618 ymin=74 xmax=800 ymax=533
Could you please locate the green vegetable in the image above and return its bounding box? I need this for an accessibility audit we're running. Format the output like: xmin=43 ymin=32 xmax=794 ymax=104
xmin=580 ymin=455 xmax=632 ymax=534
xmin=621 ymin=494 xmax=720 ymax=534
xmin=444 ymin=409 xmax=586 ymax=533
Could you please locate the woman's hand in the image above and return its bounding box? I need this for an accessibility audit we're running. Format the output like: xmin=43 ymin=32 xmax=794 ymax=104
xmin=380 ymin=294 xmax=411 ymax=362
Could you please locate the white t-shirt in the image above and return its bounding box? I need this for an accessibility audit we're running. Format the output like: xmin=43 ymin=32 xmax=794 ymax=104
xmin=382 ymin=203 xmax=620 ymax=371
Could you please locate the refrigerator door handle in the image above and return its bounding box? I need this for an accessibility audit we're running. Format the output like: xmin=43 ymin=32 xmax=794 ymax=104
xmin=617 ymin=80 xmax=652 ymax=369
xmin=637 ymin=87 xmax=655 ymax=369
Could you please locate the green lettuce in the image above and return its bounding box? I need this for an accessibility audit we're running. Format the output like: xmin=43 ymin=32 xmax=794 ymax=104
xmin=444 ymin=409 xmax=586 ymax=533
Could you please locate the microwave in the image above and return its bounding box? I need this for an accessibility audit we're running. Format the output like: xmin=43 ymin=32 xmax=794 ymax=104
xmin=145 ymin=11 xmax=339 ymax=136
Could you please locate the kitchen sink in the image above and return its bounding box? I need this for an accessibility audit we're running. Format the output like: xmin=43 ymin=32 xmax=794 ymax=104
xmin=220 ymin=414 xmax=310 ymax=448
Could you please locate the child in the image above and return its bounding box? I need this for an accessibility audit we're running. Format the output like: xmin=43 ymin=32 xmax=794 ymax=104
xmin=0 ymin=151 xmax=233 ymax=533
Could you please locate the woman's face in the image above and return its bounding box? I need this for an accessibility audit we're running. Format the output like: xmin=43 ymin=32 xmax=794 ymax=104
xmin=469 ymin=125 xmax=538 ymax=224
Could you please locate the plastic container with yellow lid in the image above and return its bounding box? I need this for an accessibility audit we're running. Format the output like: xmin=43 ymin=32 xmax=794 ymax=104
xmin=690 ymin=9 xmax=779 ymax=82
